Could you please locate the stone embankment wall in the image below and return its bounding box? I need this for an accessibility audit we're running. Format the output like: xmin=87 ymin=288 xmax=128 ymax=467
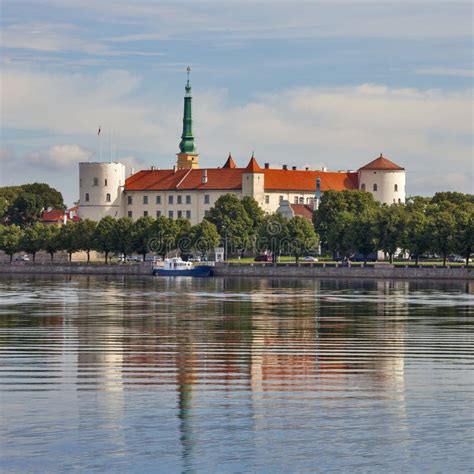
xmin=0 ymin=263 xmax=153 ymax=276
xmin=213 ymin=263 xmax=473 ymax=280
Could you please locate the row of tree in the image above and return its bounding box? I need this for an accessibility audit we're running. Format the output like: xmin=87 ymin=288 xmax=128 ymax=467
xmin=314 ymin=190 xmax=473 ymax=265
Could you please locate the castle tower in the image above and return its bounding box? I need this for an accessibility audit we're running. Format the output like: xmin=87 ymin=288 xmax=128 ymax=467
xmin=242 ymin=153 xmax=265 ymax=206
xmin=177 ymin=67 xmax=199 ymax=170
xmin=78 ymin=162 xmax=126 ymax=220
xmin=358 ymin=154 xmax=405 ymax=205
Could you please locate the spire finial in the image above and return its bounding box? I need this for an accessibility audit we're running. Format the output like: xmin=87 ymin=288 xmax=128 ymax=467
xmin=185 ymin=66 xmax=191 ymax=94
xmin=380 ymin=152 xmax=383 ymax=157
xmin=251 ymin=150 xmax=255 ymax=158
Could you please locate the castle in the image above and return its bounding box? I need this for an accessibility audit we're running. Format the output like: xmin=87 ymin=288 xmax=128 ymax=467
xmin=77 ymin=75 xmax=405 ymax=224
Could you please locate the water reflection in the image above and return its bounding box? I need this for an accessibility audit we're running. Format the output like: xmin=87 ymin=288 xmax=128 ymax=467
xmin=0 ymin=275 xmax=472 ymax=472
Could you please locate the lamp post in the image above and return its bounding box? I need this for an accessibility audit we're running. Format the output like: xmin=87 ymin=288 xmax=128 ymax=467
xmin=222 ymin=225 xmax=228 ymax=261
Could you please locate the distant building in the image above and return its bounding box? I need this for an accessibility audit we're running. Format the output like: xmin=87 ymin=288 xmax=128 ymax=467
xmin=40 ymin=206 xmax=80 ymax=226
xmin=78 ymin=75 xmax=406 ymax=223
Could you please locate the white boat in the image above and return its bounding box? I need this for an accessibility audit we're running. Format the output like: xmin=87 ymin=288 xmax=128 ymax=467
xmin=152 ymin=257 xmax=213 ymax=277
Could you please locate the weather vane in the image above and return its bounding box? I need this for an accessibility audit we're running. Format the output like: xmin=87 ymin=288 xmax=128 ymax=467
xmin=187 ymin=66 xmax=191 ymax=80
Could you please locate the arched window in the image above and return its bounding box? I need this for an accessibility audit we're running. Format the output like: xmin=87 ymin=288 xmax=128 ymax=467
xmin=373 ymin=183 xmax=378 ymax=192
xmin=106 ymin=193 xmax=111 ymax=202
xmin=85 ymin=193 xmax=89 ymax=202
xmin=394 ymin=184 xmax=398 ymax=192
xmin=398 ymin=198 xmax=402 ymax=204
xmin=361 ymin=183 xmax=366 ymax=191
xmin=299 ymin=197 xmax=304 ymax=204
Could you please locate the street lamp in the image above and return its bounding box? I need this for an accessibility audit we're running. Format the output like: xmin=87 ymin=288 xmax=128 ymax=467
xmin=222 ymin=225 xmax=228 ymax=261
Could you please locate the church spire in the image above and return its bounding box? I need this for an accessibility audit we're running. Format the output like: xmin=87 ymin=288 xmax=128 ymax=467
xmin=179 ymin=66 xmax=196 ymax=154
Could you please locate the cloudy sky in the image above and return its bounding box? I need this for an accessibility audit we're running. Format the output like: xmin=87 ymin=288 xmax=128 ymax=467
xmin=0 ymin=0 xmax=472 ymax=205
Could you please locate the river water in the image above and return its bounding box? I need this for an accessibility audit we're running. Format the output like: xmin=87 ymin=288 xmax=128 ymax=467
xmin=0 ymin=275 xmax=472 ymax=473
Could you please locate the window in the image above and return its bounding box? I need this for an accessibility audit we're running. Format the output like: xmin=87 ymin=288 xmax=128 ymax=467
xmin=128 ymin=196 xmax=133 ymax=205
xmin=156 ymin=195 xmax=161 ymax=205
xmin=294 ymin=196 xmax=299 ymax=204
xmin=143 ymin=210 xmax=148 ymax=217
xmin=265 ymin=195 xmax=269 ymax=204
xmin=204 ymin=195 xmax=210 ymax=204
xmin=394 ymin=184 xmax=398 ymax=192
xmin=279 ymin=195 xmax=284 ymax=203
xmin=106 ymin=193 xmax=111 ymax=202
xmin=143 ymin=195 xmax=148 ymax=205
xmin=186 ymin=210 xmax=191 ymax=220
xmin=156 ymin=210 xmax=161 ymax=218
xmin=85 ymin=193 xmax=89 ymax=202
xmin=398 ymin=198 xmax=402 ymax=204
xmin=168 ymin=211 xmax=174 ymax=219
xmin=168 ymin=195 xmax=174 ymax=205
xmin=299 ymin=197 xmax=304 ymax=204
xmin=128 ymin=211 xmax=133 ymax=218
xmin=177 ymin=210 xmax=182 ymax=219
xmin=306 ymin=197 xmax=313 ymax=205
xmin=186 ymin=195 xmax=191 ymax=204
xmin=177 ymin=195 xmax=182 ymax=204
xmin=93 ymin=177 xmax=98 ymax=186
xmin=373 ymin=183 xmax=378 ymax=191
xmin=361 ymin=183 xmax=366 ymax=191
xmin=104 ymin=179 xmax=108 ymax=186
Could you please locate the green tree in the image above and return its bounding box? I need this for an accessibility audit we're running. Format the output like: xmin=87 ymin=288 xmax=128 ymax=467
xmin=8 ymin=192 xmax=43 ymax=227
xmin=175 ymin=218 xmax=193 ymax=256
xmin=453 ymin=203 xmax=474 ymax=267
xmin=376 ymin=205 xmax=407 ymax=263
xmin=150 ymin=216 xmax=178 ymax=259
xmin=287 ymin=216 xmax=319 ymax=263
xmin=75 ymin=219 xmax=97 ymax=263
xmin=326 ymin=211 xmax=356 ymax=260
xmin=58 ymin=222 xmax=80 ymax=262
xmin=0 ymin=186 xmax=22 ymax=223
xmin=352 ymin=210 xmax=379 ymax=263
xmin=0 ymin=224 xmax=23 ymax=262
xmin=404 ymin=206 xmax=432 ymax=265
xmin=431 ymin=192 xmax=474 ymax=206
xmin=207 ymin=193 xmax=253 ymax=256
xmin=190 ymin=220 xmax=220 ymax=257
xmin=21 ymin=183 xmax=65 ymax=210
xmin=111 ymin=217 xmax=134 ymax=258
xmin=131 ymin=216 xmax=155 ymax=261
xmin=39 ymin=225 xmax=61 ymax=263
xmin=20 ymin=222 xmax=45 ymax=262
xmin=94 ymin=216 xmax=116 ymax=263
xmin=257 ymin=213 xmax=290 ymax=263
xmin=427 ymin=203 xmax=457 ymax=266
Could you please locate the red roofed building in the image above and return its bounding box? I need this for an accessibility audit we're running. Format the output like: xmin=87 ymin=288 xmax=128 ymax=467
xmin=77 ymin=75 xmax=406 ymax=224
xmin=40 ymin=206 xmax=80 ymax=226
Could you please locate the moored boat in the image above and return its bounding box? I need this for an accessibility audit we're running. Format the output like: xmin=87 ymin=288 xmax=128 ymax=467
xmin=152 ymin=257 xmax=213 ymax=277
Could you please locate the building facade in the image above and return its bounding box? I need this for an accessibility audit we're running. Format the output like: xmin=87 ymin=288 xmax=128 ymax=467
xmin=78 ymin=76 xmax=406 ymax=223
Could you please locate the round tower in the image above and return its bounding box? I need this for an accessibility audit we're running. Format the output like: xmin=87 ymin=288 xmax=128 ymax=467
xmin=78 ymin=162 xmax=126 ymax=221
xmin=358 ymin=154 xmax=406 ymax=205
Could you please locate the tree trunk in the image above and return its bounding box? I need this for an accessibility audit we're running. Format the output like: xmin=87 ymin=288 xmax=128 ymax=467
xmin=50 ymin=252 xmax=54 ymax=263
xmin=68 ymin=252 xmax=72 ymax=262
xmin=465 ymin=250 xmax=471 ymax=268
xmin=389 ymin=252 xmax=394 ymax=264
xmin=32 ymin=252 xmax=36 ymax=263
xmin=443 ymin=252 xmax=447 ymax=266
xmin=9 ymin=254 xmax=13 ymax=263
xmin=416 ymin=255 xmax=419 ymax=266
xmin=105 ymin=251 xmax=109 ymax=264
xmin=87 ymin=250 xmax=90 ymax=264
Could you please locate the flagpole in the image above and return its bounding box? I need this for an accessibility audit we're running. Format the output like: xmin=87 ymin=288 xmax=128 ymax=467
xmin=98 ymin=125 xmax=102 ymax=162
xmin=110 ymin=128 xmax=113 ymax=163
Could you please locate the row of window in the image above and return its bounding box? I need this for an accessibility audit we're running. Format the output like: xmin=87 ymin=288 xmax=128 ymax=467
xmin=127 ymin=210 xmax=210 ymax=220
xmin=85 ymin=193 xmax=112 ymax=202
xmin=361 ymin=183 xmax=399 ymax=192
xmin=127 ymin=194 xmax=211 ymax=205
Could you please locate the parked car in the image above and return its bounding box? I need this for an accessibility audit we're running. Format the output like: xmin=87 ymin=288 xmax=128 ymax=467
xmin=448 ymin=255 xmax=466 ymax=263
xmin=254 ymin=254 xmax=272 ymax=262
xmin=15 ymin=255 xmax=30 ymax=261
xmin=126 ymin=255 xmax=142 ymax=262
xmin=189 ymin=256 xmax=202 ymax=262
xmin=303 ymin=256 xmax=318 ymax=262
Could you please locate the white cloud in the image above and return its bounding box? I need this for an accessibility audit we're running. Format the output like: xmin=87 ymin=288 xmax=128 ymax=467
xmin=25 ymin=144 xmax=93 ymax=169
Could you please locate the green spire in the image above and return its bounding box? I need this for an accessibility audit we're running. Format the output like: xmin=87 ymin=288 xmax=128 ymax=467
xmin=179 ymin=66 xmax=196 ymax=154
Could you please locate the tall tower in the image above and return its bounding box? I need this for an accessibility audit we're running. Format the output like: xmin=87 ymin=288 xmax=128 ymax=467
xmin=177 ymin=67 xmax=199 ymax=170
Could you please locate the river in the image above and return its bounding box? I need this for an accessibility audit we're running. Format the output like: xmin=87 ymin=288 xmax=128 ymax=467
xmin=0 ymin=276 xmax=472 ymax=472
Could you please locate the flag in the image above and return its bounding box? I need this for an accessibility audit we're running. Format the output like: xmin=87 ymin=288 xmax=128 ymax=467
xmin=98 ymin=126 xmax=101 ymax=136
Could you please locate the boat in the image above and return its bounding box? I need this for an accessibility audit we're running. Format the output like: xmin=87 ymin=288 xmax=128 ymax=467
xmin=152 ymin=257 xmax=213 ymax=277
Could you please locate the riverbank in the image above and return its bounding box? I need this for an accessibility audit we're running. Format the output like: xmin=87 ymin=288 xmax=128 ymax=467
xmin=0 ymin=262 xmax=472 ymax=280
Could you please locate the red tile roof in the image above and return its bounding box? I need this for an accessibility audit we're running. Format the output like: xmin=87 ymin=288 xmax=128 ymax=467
xmin=245 ymin=156 xmax=263 ymax=173
xmin=359 ymin=154 xmax=404 ymax=171
xmin=125 ymin=165 xmax=359 ymax=192
xmin=222 ymin=154 xmax=236 ymax=169
xmin=290 ymin=204 xmax=314 ymax=221
xmin=41 ymin=210 xmax=65 ymax=222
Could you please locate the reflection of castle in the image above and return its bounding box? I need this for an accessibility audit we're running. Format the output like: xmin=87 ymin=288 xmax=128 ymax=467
xmin=78 ymin=73 xmax=406 ymax=224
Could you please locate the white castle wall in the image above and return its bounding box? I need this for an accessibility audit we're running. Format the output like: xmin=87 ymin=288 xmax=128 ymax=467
xmin=358 ymin=169 xmax=406 ymax=205
xmin=78 ymin=162 xmax=126 ymax=221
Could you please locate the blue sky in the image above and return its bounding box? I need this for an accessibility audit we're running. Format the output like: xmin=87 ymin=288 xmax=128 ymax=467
xmin=0 ymin=0 xmax=472 ymax=205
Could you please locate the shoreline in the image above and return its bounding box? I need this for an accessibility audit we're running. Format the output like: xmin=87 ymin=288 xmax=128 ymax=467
xmin=0 ymin=262 xmax=472 ymax=281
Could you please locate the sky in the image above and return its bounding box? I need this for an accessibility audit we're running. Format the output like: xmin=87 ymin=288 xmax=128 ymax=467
xmin=0 ymin=0 xmax=472 ymax=206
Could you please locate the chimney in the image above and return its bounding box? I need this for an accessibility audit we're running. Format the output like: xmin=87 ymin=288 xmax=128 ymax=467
xmin=151 ymin=165 xmax=155 ymax=171
xmin=173 ymin=165 xmax=177 ymax=173
xmin=130 ymin=167 xmax=135 ymax=176
xmin=283 ymin=164 xmax=288 ymax=170
xmin=202 ymin=169 xmax=208 ymax=184
xmin=292 ymin=166 xmax=297 ymax=171
xmin=305 ymin=167 xmax=309 ymax=171
xmin=264 ymin=163 xmax=269 ymax=169
xmin=322 ymin=166 xmax=327 ymax=172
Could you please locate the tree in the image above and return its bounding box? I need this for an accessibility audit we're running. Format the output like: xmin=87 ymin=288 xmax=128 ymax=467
xmin=75 ymin=219 xmax=97 ymax=263
xmin=431 ymin=192 xmax=474 ymax=206
xmin=58 ymin=222 xmax=81 ymax=262
xmin=190 ymin=220 xmax=220 ymax=257
xmin=376 ymin=205 xmax=407 ymax=263
xmin=257 ymin=213 xmax=290 ymax=263
xmin=111 ymin=217 xmax=134 ymax=258
xmin=428 ymin=203 xmax=457 ymax=266
xmin=8 ymin=192 xmax=43 ymax=227
xmin=0 ymin=225 xmax=23 ymax=262
xmin=326 ymin=211 xmax=356 ymax=260
xmin=241 ymin=196 xmax=265 ymax=230
xmin=207 ymin=194 xmax=253 ymax=256
xmin=150 ymin=216 xmax=178 ymax=259
xmin=21 ymin=183 xmax=65 ymax=210
xmin=287 ymin=216 xmax=319 ymax=263
xmin=175 ymin=218 xmax=193 ymax=256
xmin=94 ymin=216 xmax=116 ymax=263
xmin=131 ymin=216 xmax=155 ymax=261
xmin=453 ymin=203 xmax=474 ymax=267
xmin=39 ymin=225 xmax=61 ymax=263
xmin=352 ymin=210 xmax=379 ymax=263
xmin=404 ymin=206 xmax=432 ymax=265
xmin=20 ymin=222 xmax=45 ymax=262
xmin=0 ymin=186 xmax=22 ymax=223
